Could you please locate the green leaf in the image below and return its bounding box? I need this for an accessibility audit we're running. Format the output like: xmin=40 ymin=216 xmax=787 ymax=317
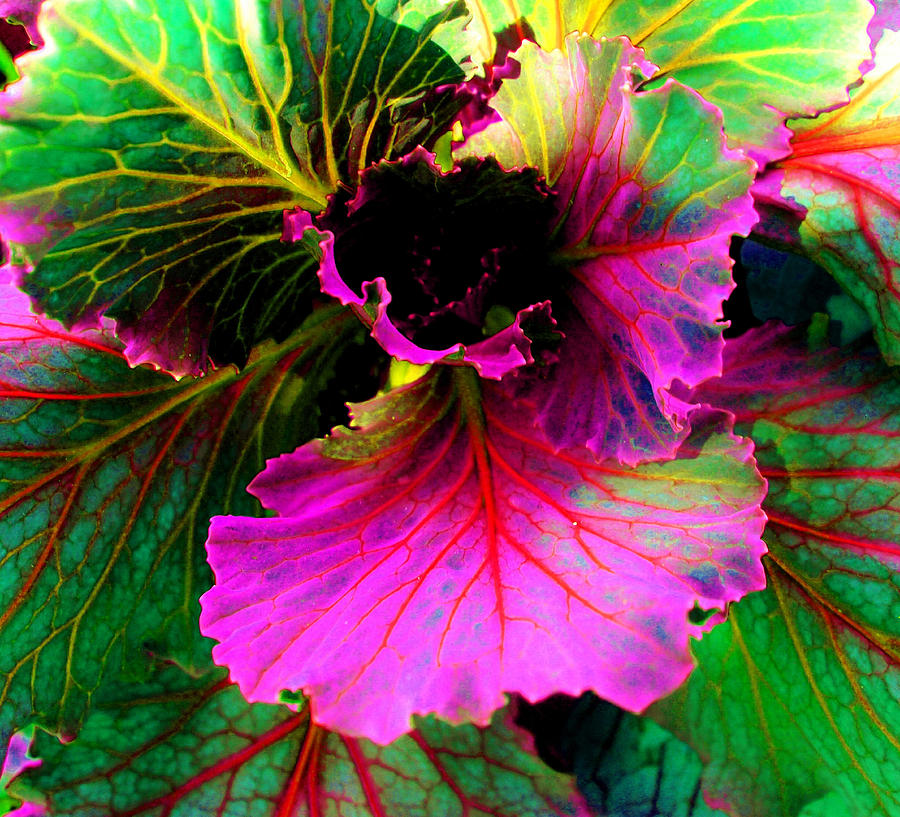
xmin=1 ymin=0 xmax=470 ymax=371
xmin=780 ymin=29 xmax=900 ymax=364
xmin=463 ymin=0 xmax=872 ymax=160
xmin=34 ymin=207 xmax=327 ymax=375
xmin=0 ymin=294 xmax=362 ymax=744
xmin=18 ymin=663 xmax=588 ymax=816
xmin=651 ymin=324 xmax=900 ymax=817
xmin=0 ymin=38 xmax=17 ymax=86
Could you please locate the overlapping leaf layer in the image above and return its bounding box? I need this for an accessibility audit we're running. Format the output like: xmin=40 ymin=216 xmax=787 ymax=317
xmin=2 ymin=0 xmax=893 ymax=814
xmin=463 ymin=0 xmax=871 ymax=161
xmin=201 ymin=366 xmax=766 ymax=744
xmin=13 ymin=662 xmax=587 ymax=817
xmin=459 ymin=35 xmax=756 ymax=463
xmin=0 ymin=0 xmax=470 ymax=373
xmin=653 ymin=323 xmax=900 ymax=817
xmin=0 ymin=268 xmax=361 ymax=743
xmin=779 ymin=28 xmax=900 ymax=365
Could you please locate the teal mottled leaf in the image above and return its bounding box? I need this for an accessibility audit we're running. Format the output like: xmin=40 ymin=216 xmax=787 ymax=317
xmin=17 ymin=663 xmax=588 ymax=816
xmin=0 ymin=268 xmax=361 ymax=743
xmin=1 ymin=0 xmax=470 ymax=373
xmin=565 ymin=695 xmax=727 ymax=817
xmin=652 ymin=323 xmax=900 ymax=817
xmin=740 ymin=239 xmax=873 ymax=345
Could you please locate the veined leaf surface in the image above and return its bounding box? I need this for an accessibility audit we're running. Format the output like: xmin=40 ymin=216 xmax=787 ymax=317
xmin=463 ymin=0 xmax=872 ymax=161
xmin=459 ymin=36 xmax=756 ymax=464
xmin=0 ymin=268 xmax=361 ymax=743
xmin=16 ymin=664 xmax=588 ymax=817
xmin=1 ymin=0 xmax=469 ymax=373
xmin=780 ymin=29 xmax=900 ymax=364
xmin=653 ymin=323 xmax=900 ymax=817
xmin=201 ymin=366 xmax=766 ymax=744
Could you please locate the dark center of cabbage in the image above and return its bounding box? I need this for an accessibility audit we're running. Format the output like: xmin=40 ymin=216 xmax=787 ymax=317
xmin=318 ymin=155 xmax=557 ymax=349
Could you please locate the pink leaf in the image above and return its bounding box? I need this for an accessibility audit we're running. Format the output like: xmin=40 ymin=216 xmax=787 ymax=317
xmin=200 ymin=368 xmax=767 ymax=744
xmin=1 ymin=729 xmax=44 ymax=817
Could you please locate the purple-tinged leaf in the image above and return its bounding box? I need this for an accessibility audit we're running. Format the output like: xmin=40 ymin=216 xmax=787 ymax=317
xmin=458 ymin=35 xmax=757 ymax=464
xmin=775 ymin=29 xmax=900 ymax=364
xmin=870 ymin=0 xmax=900 ymax=53
xmin=2 ymin=732 xmax=38 ymax=782
xmin=0 ymin=2 xmax=39 ymax=38
xmin=19 ymin=663 xmax=588 ymax=817
xmin=0 ymin=16 xmax=29 ymax=89
xmin=200 ymin=366 xmax=766 ymax=744
xmin=652 ymin=322 xmax=900 ymax=817
xmin=0 ymin=258 xmax=117 ymax=346
xmin=2 ymin=800 xmax=43 ymax=816
xmin=284 ymin=148 xmax=559 ymax=379
xmin=450 ymin=27 xmax=526 ymax=142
